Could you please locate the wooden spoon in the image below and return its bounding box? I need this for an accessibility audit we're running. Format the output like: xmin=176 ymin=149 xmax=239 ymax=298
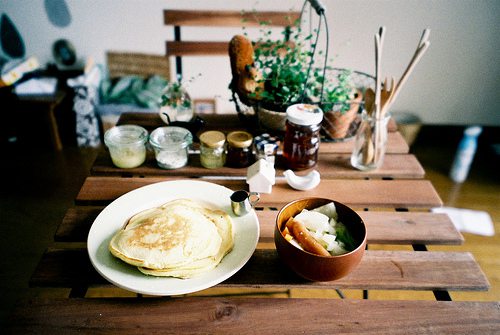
xmin=380 ymin=76 xmax=396 ymax=116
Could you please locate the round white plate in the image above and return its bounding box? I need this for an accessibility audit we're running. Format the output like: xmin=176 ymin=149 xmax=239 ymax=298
xmin=87 ymin=180 xmax=260 ymax=296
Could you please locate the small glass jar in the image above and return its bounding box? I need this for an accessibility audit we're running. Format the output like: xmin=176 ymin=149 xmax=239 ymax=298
xmin=104 ymin=125 xmax=148 ymax=169
xmin=282 ymin=104 xmax=323 ymax=170
xmin=199 ymin=130 xmax=226 ymax=169
xmin=149 ymin=126 xmax=193 ymax=169
xmin=254 ymin=133 xmax=279 ymax=166
xmin=351 ymin=110 xmax=391 ymax=171
xmin=226 ymin=131 xmax=254 ymax=168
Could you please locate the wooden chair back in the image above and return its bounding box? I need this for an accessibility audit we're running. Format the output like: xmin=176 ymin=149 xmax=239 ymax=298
xmin=163 ymin=9 xmax=300 ymax=77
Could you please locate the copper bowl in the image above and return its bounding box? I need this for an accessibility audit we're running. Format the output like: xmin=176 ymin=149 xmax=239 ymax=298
xmin=274 ymin=197 xmax=367 ymax=281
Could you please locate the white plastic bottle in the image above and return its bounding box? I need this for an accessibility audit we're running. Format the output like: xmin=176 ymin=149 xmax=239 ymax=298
xmin=449 ymin=126 xmax=482 ymax=183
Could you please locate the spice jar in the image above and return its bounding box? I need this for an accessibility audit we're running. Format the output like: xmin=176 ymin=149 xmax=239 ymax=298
xmin=254 ymin=133 xmax=279 ymax=166
xmin=149 ymin=126 xmax=193 ymax=169
xmin=199 ymin=130 xmax=226 ymax=169
xmin=283 ymin=104 xmax=323 ymax=170
xmin=226 ymin=131 xmax=254 ymax=168
xmin=104 ymin=125 xmax=148 ymax=169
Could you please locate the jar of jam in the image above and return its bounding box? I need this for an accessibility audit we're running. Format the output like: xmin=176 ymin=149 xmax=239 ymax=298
xmin=283 ymin=104 xmax=323 ymax=170
xmin=199 ymin=130 xmax=226 ymax=169
xmin=226 ymin=131 xmax=254 ymax=168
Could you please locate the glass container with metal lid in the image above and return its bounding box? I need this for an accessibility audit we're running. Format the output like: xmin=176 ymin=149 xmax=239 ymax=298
xmin=199 ymin=130 xmax=226 ymax=169
xmin=149 ymin=126 xmax=193 ymax=169
xmin=254 ymin=133 xmax=279 ymax=166
xmin=104 ymin=125 xmax=148 ymax=169
xmin=226 ymin=130 xmax=254 ymax=168
xmin=283 ymin=103 xmax=323 ymax=170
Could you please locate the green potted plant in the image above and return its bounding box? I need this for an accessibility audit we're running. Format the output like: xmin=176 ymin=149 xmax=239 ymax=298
xmin=315 ymin=68 xmax=367 ymax=140
xmin=229 ymin=17 xmax=317 ymax=131
xmin=159 ymin=74 xmax=201 ymax=124
xmin=229 ymin=5 xmax=372 ymax=136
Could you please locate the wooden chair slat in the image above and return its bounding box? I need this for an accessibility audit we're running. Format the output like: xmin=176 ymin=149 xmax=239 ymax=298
xmin=76 ymin=177 xmax=443 ymax=208
xmin=30 ymin=249 xmax=489 ymax=291
xmin=57 ymin=207 xmax=462 ymax=245
xmin=164 ymin=10 xmax=300 ymax=27
xmin=166 ymin=41 xmax=229 ymax=56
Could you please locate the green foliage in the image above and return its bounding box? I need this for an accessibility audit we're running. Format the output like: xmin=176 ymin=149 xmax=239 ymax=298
xmin=320 ymin=68 xmax=356 ymax=113
xmin=247 ymin=20 xmax=315 ymax=110
xmin=240 ymin=14 xmax=355 ymax=113
xmin=160 ymin=74 xmax=201 ymax=109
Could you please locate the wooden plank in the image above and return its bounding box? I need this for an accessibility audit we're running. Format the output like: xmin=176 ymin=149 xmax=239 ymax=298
xmin=320 ymin=131 xmax=409 ymax=154
xmin=117 ymin=112 xmax=398 ymax=133
xmin=76 ymin=177 xmax=443 ymax=208
xmin=91 ymin=151 xmax=424 ymax=179
xmin=357 ymin=211 xmax=464 ymax=245
xmin=164 ymin=10 xmax=300 ymax=27
xmin=6 ymin=298 xmax=499 ymax=334
xmin=166 ymin=41 xmax=229 ymax=56
xmin=56 ymin=207 xmax=462 ymax=246
xmin=30 ymin=249 xmax=489 ymax=292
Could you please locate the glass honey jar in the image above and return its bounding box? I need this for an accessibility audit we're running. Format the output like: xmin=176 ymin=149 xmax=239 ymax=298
xmin=226 ymin=130 xmax=254 ymax=168
xmin=282 ymin=104 xmax=323 ymax=170
xmin=199 ymin=130 xmax=226 ymax=169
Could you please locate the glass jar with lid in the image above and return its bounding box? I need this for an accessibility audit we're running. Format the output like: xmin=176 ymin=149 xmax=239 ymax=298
xmin=199 ymin=130 xmax=226 ymax=169
xmin=226 ymin=130 xmax=254 ymax=168
xmin=149 ymin=126 xmax=193 ymax=169
xmin=254 ymin=133 xmax=279 ymax=166
xmin=104 ymin=125 xmax=148 ymax=169
xmin=282 ymin=104 xmax=323 ymax=170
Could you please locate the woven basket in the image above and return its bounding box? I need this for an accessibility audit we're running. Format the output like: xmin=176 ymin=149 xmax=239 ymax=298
xmin=106 ymin=51 xmax=170 ymax=80
xmin=256 ymin=105 xmax=288 ymax=132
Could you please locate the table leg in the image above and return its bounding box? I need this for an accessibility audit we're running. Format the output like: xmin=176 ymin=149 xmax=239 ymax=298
xmin=47 ymin=105 xmax=63 ymax=151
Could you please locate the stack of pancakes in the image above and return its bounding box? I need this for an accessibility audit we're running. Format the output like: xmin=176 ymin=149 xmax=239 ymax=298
xmin=109 ymin=199 xmax=234 ymax=278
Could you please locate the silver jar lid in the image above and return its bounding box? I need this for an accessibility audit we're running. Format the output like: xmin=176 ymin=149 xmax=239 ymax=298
xmin=149 ymin=126 xmax=193 ymax=151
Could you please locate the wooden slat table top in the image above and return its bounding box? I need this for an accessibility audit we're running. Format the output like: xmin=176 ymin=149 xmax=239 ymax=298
xmin=76 ymin=177 xmax=442 ymax=208
xmin=56 ymin=207 xmax=463 ymax=245
xmin=15 ymin=112 xmax=494 ymax=334
xmin=91 ymin=151 xmax=424 ymax=179
xmin=30 ymin=248 xmax=489 ymax=292
xmin=6 ymin=298 xmax=499 ymax=335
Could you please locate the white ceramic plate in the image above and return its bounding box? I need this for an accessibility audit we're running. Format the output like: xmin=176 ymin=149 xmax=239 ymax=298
xmin=87 ymin=180 xmax=260 ymax=296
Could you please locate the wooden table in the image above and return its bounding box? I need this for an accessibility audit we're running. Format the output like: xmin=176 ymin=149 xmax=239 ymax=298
xmin=6 ymin=113 xmax=499 ymax=334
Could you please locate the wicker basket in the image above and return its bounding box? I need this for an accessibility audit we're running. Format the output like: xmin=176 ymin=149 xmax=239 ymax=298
xmin=106 ymin=51 xmax=170 ymax=80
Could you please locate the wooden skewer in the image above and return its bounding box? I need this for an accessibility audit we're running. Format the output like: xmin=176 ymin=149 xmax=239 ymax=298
xmin=374 ymin=26 xmax=386 ymax=120
xmin=388 ymin=28 xmax=431 ymax=109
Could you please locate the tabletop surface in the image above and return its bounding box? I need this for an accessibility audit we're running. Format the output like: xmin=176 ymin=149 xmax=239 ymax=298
xmin=5 ymin=112 xmax=499 ymax=334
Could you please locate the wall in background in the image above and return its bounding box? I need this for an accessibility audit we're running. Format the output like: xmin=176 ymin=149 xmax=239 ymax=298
xmin=1 ymin=0 xmax=499 ymax=126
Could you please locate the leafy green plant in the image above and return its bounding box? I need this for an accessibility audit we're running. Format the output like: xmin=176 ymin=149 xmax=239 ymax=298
xmin=243 ymin=19 xmax=318 ymax=110
xmin=160 ymin=74 xmax=200 ymax=109
xmin=160 ymin=81 xmax=191 ymax=109
xmin=236 ymin=14 xmax=355 ymax=114
xmin=318 ymin=68 xmax=356 ymax=113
